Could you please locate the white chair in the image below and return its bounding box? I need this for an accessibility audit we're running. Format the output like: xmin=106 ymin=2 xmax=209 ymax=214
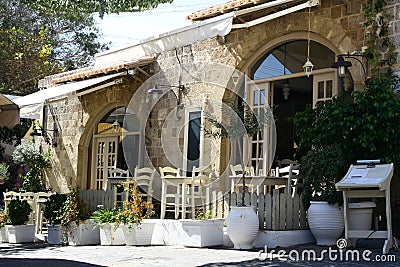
xmin=159 ymin=166 xmax=182 ymax=219
xmin=133 ymin=167 xmax=155 ymax=205
xmin=230 ymin=164 xmax=257 ymax=193
xmin=34 ymin=192 xmax=53 ymax=234
xmin=276 ymin=162 xmax=301 ymax=196
xmin=277 ymin=159 xmax=298 ymax=169
xmin=108 ymin=168 xmax=130 ymax=206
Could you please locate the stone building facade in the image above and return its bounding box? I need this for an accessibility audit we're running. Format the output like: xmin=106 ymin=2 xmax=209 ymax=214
xmin=25 ymin=0 xmax=399 ymax=197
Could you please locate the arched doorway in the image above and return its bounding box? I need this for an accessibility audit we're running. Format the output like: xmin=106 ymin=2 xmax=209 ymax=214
xmin=247 ymin=38 xmax=352 ymax=167
xmin=89 ymin=106 xmax=142 ymax=190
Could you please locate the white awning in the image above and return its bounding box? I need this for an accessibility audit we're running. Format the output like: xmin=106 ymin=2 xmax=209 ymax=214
xmin=15 ymin=72 xmax=125 ymax=119
xmin=95 ymin=12 xmax=235 ymax=67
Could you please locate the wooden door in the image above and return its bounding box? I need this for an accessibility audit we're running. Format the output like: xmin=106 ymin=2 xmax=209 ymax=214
xmin=92 ymin=136 xmax=118 ymax=190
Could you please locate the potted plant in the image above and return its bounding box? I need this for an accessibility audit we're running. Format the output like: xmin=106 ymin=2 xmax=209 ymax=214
xmin=300 ymin=145 xmax=346 ymax=246
xmin=116 ymin=179 xmax=154 ymax=246
xmin=6 ymin=199 xmax=34 ymax=243
xmin=180 ymin=209 xmax=224 ymax=247
xmin=205 ymin=99 xmax=273 ymax=249
xmin=43 ymin=193 xmax=68 ymax=244
xmin=92 ymin=208 xmax=125 ymax=246
xmin=0 ymin=210 xmax=7 ymax=242
xmin=12 ymin=140 xmax=50 ymax=192
xmin=60 ymin=188 xmax=99 ymax=246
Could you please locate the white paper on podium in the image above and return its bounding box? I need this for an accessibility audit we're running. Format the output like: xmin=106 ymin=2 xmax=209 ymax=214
xmin=348 ymin=168 xmax=369 ymax=178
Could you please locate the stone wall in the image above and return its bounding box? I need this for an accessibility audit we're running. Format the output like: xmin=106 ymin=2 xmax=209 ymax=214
xmin=386 ymin=0 xmax=400 ymax=72
xmin=43 ymin=0 xmax=400 ymax=192
xmin=43 ymin=81 xmax=138 ymax=192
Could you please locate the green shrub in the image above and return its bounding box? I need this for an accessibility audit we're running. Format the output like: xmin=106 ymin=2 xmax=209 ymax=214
xmin=7 ymin=199 xmax=32 ymax=225
xmin=92 ymin=208 xmax=119 ymax=224
xmin=43 ymin=193 xmax=68 ymax=225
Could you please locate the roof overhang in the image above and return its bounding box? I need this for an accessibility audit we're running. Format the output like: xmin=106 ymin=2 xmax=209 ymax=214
xmin=232 ymin=0 xmax=320 ymax=29
xmin=14 ymin=72 xmax=126 ymax=119
xmin=94 ymin=12 xmax=235 ymax=67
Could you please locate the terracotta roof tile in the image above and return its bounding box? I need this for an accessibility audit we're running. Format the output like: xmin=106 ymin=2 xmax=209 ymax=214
xmin=187 ymin=0 xmax=262 ymax=21
xmin=51 ymin=58 xmax=154 ymax=84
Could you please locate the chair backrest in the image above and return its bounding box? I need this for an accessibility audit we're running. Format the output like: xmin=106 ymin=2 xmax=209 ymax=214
xmin=134 ymin=167 xmax=155 ymax=189
xmin=108 ymin=168 xmax=130 ymax=178
xmin=277 ymin=159 xmax=298 ymax=168
xmin=192 ymin=166 xmax=212 ymax=186
xmin=192 ymin=166 xmax=216 ymax=178
xmin=230 ymin=164 xmax=255 ymax=176
xmin=159 ymin=166 xmax=181 ymax=178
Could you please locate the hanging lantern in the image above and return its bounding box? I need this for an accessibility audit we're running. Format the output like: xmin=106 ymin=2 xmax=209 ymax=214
xmin=303 ymin=58 xmax=314 ymax=77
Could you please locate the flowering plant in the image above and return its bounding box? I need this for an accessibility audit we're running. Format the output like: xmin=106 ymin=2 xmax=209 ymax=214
xmin=116 ymin=179 xmax=153 ymax=228
xmin=12 ymin=140 xmax=50 ymax=192
xmin=60 ymin=188 xmax=91 ymax=229
xmin=0 ymin=210 xmax=7 ymax=228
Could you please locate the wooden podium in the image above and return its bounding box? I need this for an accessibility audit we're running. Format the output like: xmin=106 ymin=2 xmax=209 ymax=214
xmin=336 ymin=160 xmax=394 ymax=254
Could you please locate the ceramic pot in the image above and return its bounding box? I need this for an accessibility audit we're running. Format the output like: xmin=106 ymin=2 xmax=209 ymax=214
xmin=99 ymin=223 xmax=125 ymax=246
xmin=47 ymin=224 xmax=65 ymax=245
xmin=348 ymin=202 xmax=376 ymax=230
xmin=226 ymin=206 xmax=259 ymax=249
xmin=180 ymin=218 xmax=224 ymax=247
xmin=308 ymin=201 xmax=344 ymax=246
xmin=6 ymin=224 xmax=35 ymax=243
xmin=0 ymin=227 xmax=8 ymax=243
xmin=121 ymin=219 xmax=155 ymax=246
xmin=68 ymin=219 xmax=100 ymax=246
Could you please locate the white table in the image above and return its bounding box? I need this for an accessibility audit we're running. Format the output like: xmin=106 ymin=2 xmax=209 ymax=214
xmin=229 ymin=175 xmax=288 ymax=194
xmin=160 ymin=176 xmax=192 ymax=219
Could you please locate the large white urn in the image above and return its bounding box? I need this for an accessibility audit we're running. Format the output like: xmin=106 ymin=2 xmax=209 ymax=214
xmin=307 ymin=201 xmax=344 ymax=246
xmin=226 ymin=206 xmax=259 ymax=249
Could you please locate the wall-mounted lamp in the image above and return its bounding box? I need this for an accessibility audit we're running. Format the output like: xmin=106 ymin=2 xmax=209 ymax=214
xmin=232 ymin=73 xmax=240 ymax=86
xmin=331 ymin=55 xmax=352 ymax=78
xmin=148 ymin=84 xmax=185 ymax=106
xmin=331 ymin=52 xmax=372 ymax=81
xmin=30 ymin=126 xmax=58 ymax=147
xmin=148 ymin=84 xmax=186 ymax=119
xmin=127 ymin=69 xmax=136 ymax=75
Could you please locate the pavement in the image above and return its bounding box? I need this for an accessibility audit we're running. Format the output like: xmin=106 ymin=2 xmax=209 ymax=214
xmin=1 ymin=242 xmax=400 ymax=267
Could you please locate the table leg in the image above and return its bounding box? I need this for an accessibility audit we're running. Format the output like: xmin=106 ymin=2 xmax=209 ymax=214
xmin=161 ymin=181 xmax=166 ymax=220
xmin=181 ymin=183 xmax=186 ymax=219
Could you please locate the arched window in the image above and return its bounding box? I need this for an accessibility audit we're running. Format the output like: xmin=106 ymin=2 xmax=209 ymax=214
xmin=252 ymin=40 xmax=335 ymax=80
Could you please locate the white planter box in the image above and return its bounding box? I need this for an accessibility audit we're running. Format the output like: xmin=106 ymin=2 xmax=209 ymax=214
xmin=47 ymin=224 xmax=65 ymax=245
xmin=99 ymin=223 xmax=125 ymax=246
xmin=180 ymin=219 xmax=224 ymax=247
xmin=0 ymin=227 xmax=8 ymax=243
xmin=122 ymin=220 xmax=155 ymax=246
xmin=6 ymin=224 xmax=35 ymax=244
xmin=68 ymin=219 xmax=100 ymax=246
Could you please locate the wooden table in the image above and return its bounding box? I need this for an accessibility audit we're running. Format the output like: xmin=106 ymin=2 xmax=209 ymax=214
xmin=229 ymin=175 xmax=288 ymax=194
xmin=160 ymin=176 xmax=192 ymax=219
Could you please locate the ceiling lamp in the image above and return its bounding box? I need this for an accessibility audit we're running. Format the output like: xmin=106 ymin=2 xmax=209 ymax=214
xmin=282 ymin=79 xmax=290 ymax=100
xmin=303 ymin=6 xmax=314 ymax=77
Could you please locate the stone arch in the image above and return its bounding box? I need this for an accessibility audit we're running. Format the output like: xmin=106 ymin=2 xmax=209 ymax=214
xmin=233 ymin=12 xmax=363 ymax=89
xmin=76 ymin=96 xmax=128 ymax=189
